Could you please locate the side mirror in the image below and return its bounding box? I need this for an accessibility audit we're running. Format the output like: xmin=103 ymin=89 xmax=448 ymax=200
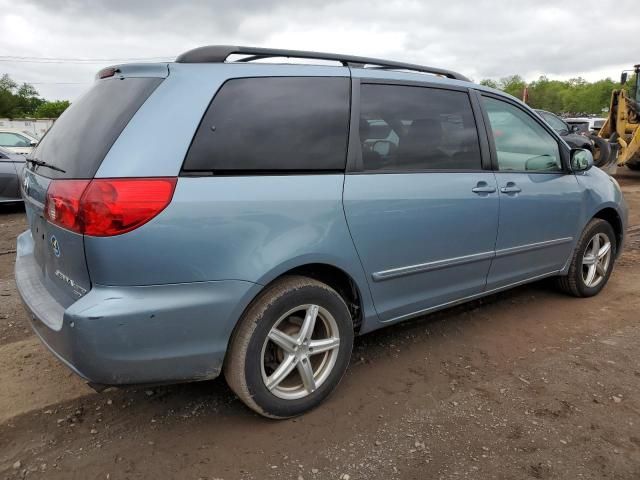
xmin=621 ymin=72 xmax=628 ymax=85
xmin=570 ymin=125 xmax=579 ymax=133
xmin=571 ymin=148 xmax=593 ymax=172
xmin=29 ymin=140 xmax=37 ymax=147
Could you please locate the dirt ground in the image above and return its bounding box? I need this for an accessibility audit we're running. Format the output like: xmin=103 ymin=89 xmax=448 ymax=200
xmin=1 ymin=170 xmax=640 ymax=480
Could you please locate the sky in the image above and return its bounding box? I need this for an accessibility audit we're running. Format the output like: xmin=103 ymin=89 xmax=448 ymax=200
xmin=0 ymin=0 xmax=638 ymax=101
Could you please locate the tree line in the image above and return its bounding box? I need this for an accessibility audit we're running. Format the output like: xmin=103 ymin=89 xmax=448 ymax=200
xmin=0 ymin=74 xmax=70 ymax=119
xmin=479 ymin=74 xmax=636 ymax=116
xmin=0 ymin=71 xmax=635 ymax=119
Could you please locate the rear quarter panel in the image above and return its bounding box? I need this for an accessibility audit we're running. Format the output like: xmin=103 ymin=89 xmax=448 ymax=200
xmin=84 ymin=175 xmax=378 ymax=329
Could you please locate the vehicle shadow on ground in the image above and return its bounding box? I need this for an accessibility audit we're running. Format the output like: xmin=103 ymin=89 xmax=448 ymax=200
xmin=0 ymin=202 xmax=25 ymax=215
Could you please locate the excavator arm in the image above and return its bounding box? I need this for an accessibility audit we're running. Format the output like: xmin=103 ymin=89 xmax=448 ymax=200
xmin=596 ymin=64 xmax=640 ymax=170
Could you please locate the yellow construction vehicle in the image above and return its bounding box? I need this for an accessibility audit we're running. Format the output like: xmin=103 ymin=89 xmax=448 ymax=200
xmin=595 ymin=64 xmax=640 ymax=170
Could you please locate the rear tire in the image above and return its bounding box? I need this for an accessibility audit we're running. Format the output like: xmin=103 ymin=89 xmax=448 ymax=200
xmin=557 ymin=218 xmax=616 ymax=297
xmin=224 ymin=275 xmax=354 ymax=419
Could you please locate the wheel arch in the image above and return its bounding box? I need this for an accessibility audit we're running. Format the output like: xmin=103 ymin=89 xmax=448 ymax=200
xmin=226 ymin=258 xmax=372 ymax=355
xmin=592 ymin=207 xmax=623 ymax=256
xmin=280 ymin=263 xmax=364 ymax=333
xmin=222 ymin=261 xmax=370 ymax=376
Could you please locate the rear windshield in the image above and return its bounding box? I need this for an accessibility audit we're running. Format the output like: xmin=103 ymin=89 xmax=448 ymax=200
xmin=30 ymin=77 xmax=162 ymax=179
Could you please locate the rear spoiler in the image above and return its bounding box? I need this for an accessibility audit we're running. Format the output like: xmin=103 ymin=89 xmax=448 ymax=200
xmin=96 ymin=63 xmax=169 ymax=81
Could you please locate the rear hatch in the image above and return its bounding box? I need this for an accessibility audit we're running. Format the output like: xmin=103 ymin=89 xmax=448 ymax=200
xmin=22 ymin=67 xmax=165 ymax=307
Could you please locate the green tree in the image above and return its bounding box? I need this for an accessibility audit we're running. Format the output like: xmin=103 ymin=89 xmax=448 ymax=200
xmin=35 ymin=100 xmax=70 ymax=118
xmin=0 ymin=73 xmax=17 ymax=91
xmin=499 ymin=75 xmax=527 ymax=100
xmin=623 ymin=73 xmax=638 ymax=101
xmin=527 ymin=76 xmax=568 ymax=113
xmin=0 ymin=74 xmax=68 ymax=118
xmin=0 ymin=74 xmax=18 ymax=117
xmin=480 ymin=73 xmax=621 ymax=115
xmin=479 ymin=79 xmax=498 ymax=89
xmin=14 ymin=82 xmax=44 ymax=117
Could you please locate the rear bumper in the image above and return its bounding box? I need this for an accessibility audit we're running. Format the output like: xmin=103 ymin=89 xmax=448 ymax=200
xmin=15 ymin=230 xmax=260 ymax=386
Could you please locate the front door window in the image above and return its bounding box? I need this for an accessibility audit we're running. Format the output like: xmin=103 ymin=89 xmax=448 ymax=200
xmin=482 ymin=97 xmax=561 ymax=172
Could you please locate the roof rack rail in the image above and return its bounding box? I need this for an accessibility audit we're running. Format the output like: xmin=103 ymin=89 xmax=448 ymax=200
xmin=175 ymin=45 xmax=470 ymax=82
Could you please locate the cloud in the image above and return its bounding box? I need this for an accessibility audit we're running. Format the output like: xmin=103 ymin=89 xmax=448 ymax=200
xmin=0 ymin=0 xmax=637 ymax=100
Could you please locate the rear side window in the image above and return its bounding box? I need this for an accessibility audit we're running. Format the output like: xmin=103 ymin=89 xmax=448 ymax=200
xmin=183 ymin=77 xmax=350 ymax=172
xmin=30 ymin=77 xmax=162 ymax=179
xmin=359 ymin=84 xmax=481 ymax=171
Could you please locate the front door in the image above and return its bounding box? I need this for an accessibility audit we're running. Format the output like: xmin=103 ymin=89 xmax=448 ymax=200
xmin=343 ymin=82 xmax=500 ymax=323
xmin=480 ymin=95 xmax=583 ymax=289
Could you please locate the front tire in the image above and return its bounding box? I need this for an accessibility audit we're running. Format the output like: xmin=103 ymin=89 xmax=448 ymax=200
xmin=224 ymin=276 xmax=354 ymax=419
xmin=557 ymin=218 xmax=616 ymax=297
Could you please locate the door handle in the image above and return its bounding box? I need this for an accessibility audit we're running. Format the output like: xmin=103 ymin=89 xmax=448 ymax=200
xmin=472 ymin=182 xmax=496 ymax=194
xmin=500 ymin=182 xmax=521 ymax=194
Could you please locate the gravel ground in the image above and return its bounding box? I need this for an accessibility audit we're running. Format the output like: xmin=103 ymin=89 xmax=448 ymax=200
xmin=1 ymin=170 xmax=640 ymax=479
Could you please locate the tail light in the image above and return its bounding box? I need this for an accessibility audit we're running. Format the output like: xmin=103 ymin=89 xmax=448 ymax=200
xmin=45 ymin=178 xmax=177 ymax=237
xmin=45 ymin=180 xmax=90 ymax=233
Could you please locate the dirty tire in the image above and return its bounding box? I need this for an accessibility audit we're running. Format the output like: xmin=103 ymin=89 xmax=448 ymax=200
xmin=557 ymin=218 xmax=616 ymax=297
xmin=591 ymin=136 xmax=612 ymax=168
xmin=224 ymin=275 xmax=354 ymax=419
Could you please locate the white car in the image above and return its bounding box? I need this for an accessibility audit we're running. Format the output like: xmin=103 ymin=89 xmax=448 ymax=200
xmin=0 ymin=128 xmax=39 ymax=155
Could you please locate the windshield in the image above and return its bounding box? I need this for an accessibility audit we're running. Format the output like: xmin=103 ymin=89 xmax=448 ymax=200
xmin=538 ymin=111 xmax=567 ymax=134
xmin=29 ymin=76 xmax=162 ymax=179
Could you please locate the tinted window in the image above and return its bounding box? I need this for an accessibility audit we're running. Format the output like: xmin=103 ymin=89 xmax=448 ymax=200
xmin=30 ymin=77 xmax=163 ymax=179
xmin=483 ymin=97 xmax=561 ymax=172
xmin=184 ymin=77 xmax=350 ymax=172
xmin=359 ymin=84 xmax=481 ymax=171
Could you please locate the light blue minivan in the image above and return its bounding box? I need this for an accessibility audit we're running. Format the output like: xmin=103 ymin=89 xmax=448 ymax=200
xmin=16 ymin=46 xmax=627 ymax=418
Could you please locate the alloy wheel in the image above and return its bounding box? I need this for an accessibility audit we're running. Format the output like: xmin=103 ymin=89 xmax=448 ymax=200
xmin=581 ymin=232 xmax=612 ymax=288
xmin=261 ymin=304 xmax=341 ymax=400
